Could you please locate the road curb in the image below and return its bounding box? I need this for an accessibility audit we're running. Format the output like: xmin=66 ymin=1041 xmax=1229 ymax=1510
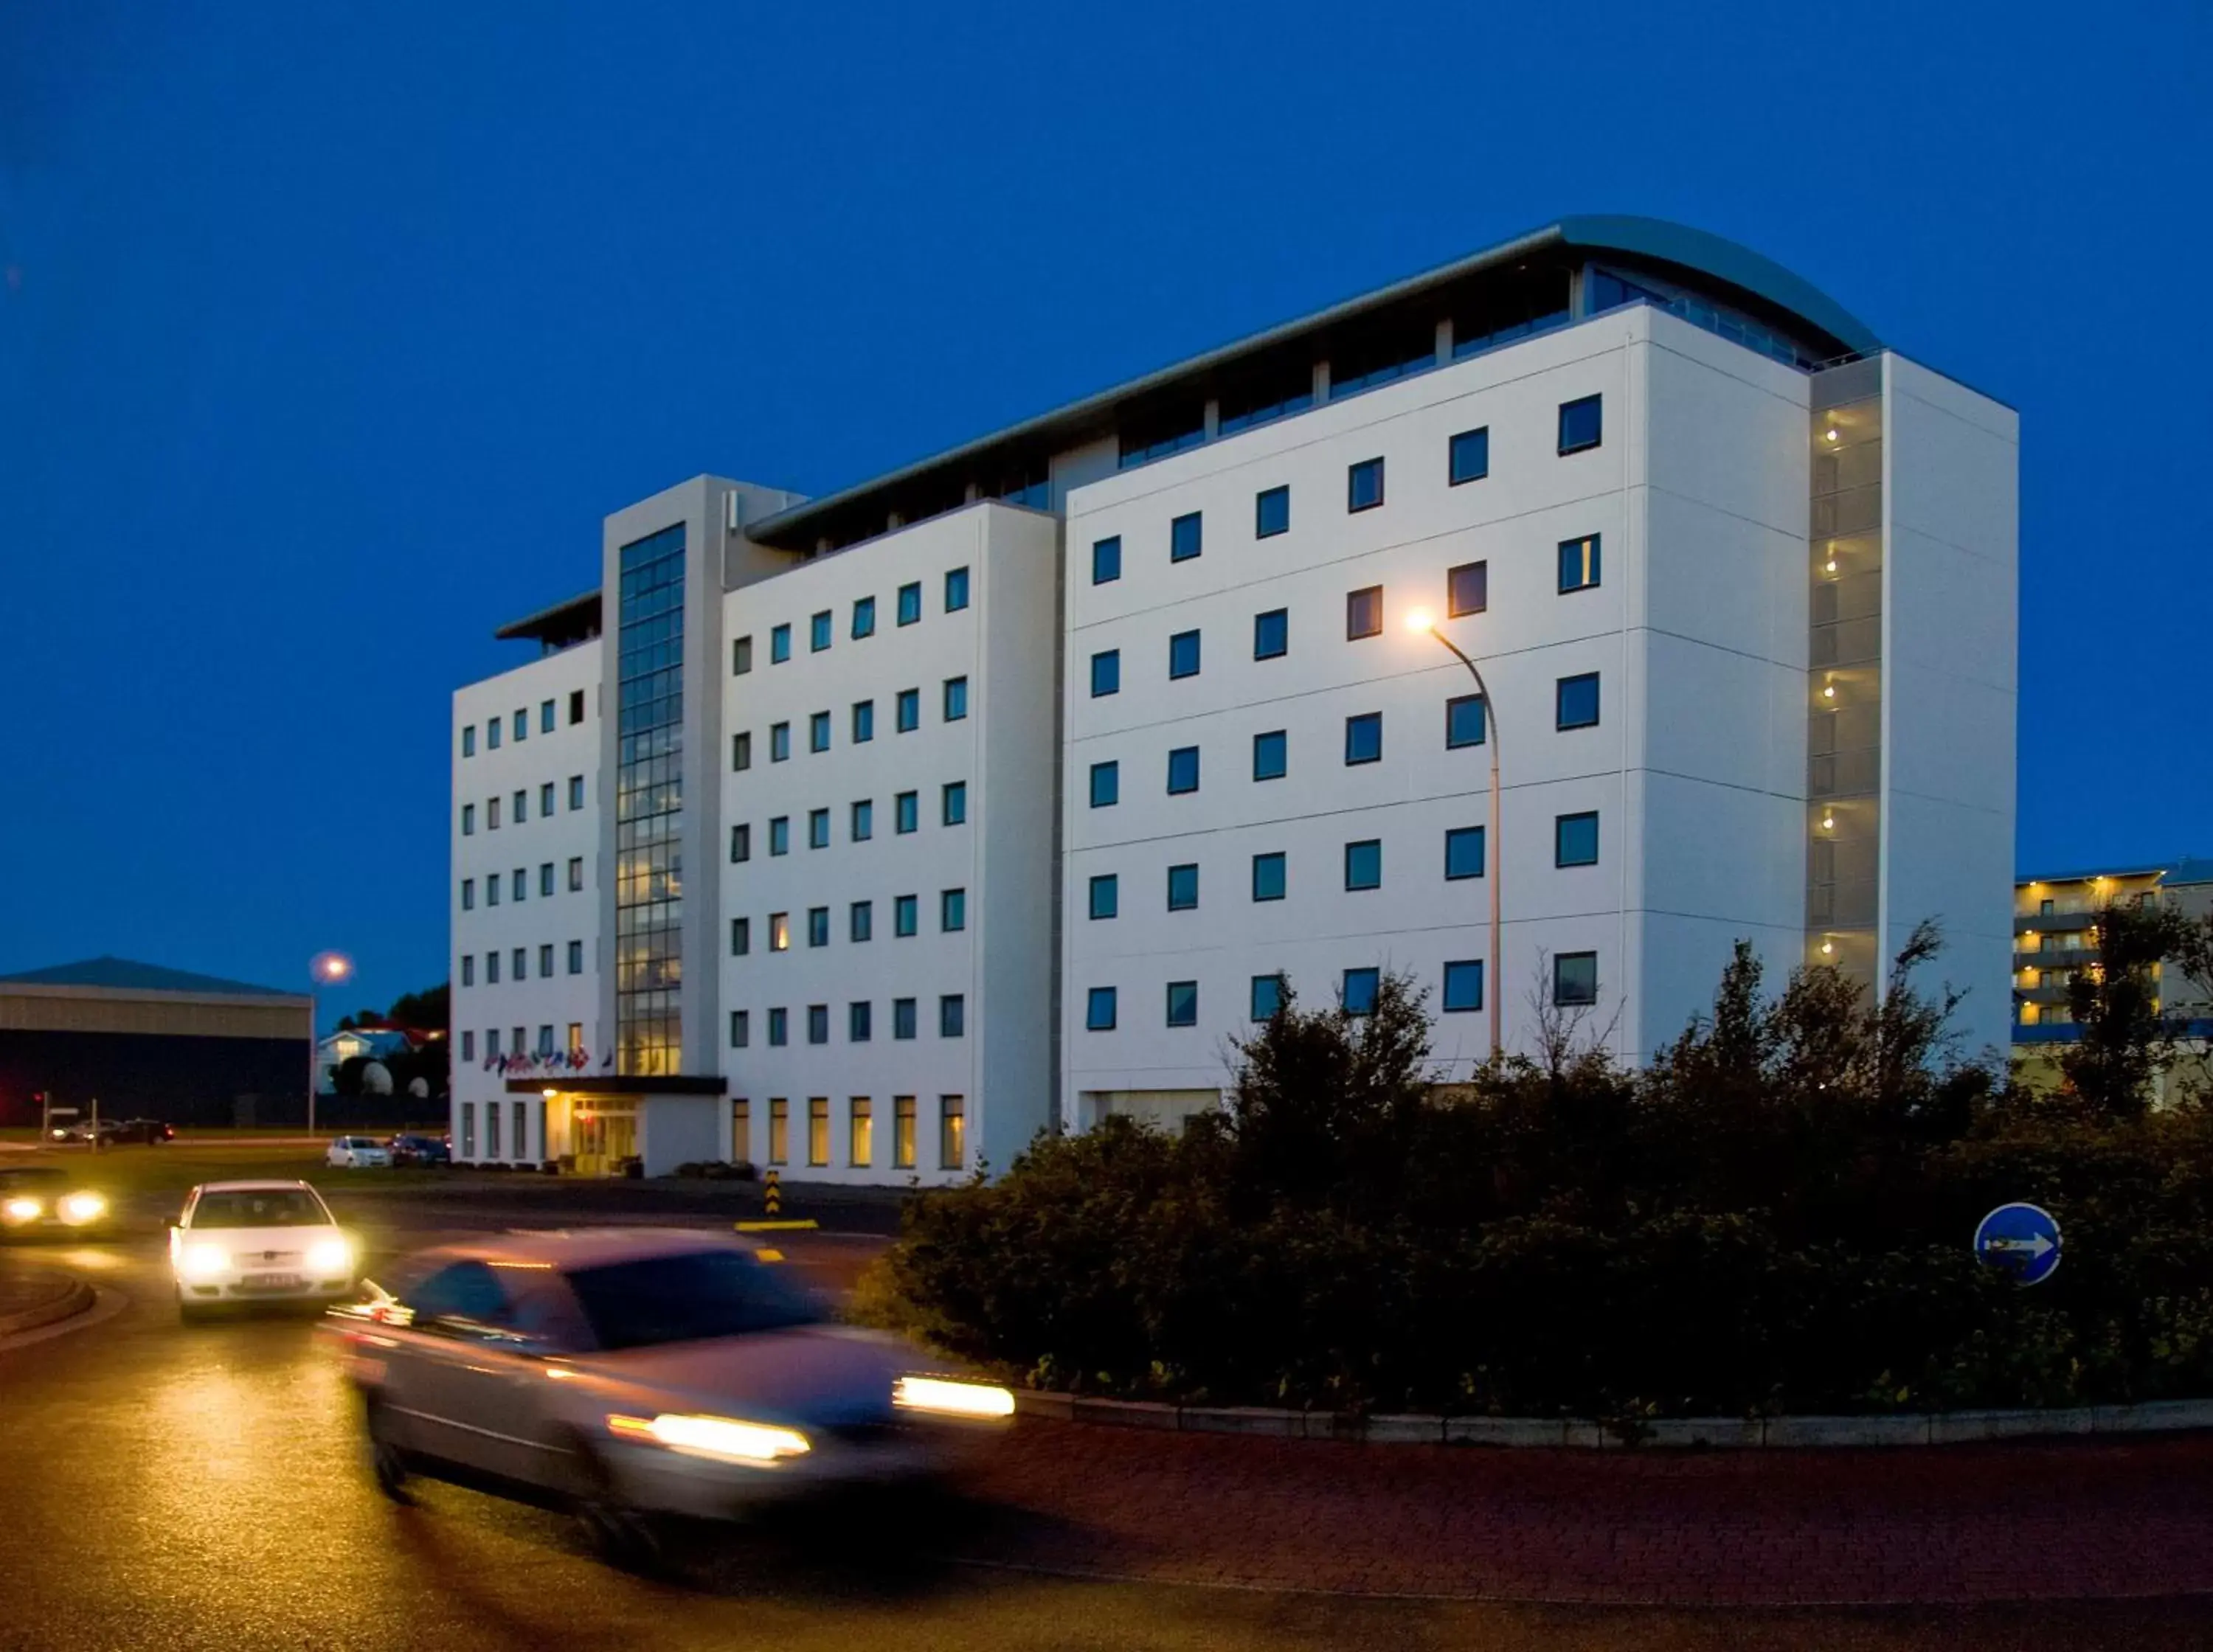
xmin=1012 ymin=1389 xmax=2213 ymax=1449
xmin=0 ymin=1274 xmax=94 ymax=1339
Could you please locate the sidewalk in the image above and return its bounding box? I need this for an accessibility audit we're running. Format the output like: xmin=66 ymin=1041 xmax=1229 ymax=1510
xmin=0 ymin=1262 xmax=93 ymax=1337
xmin=958 ymin=1417 xmax=2213 ymax=1606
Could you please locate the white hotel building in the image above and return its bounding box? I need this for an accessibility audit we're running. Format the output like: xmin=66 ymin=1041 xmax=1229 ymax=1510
xmin=451 ymin=215 xmax=2018 ymax=1177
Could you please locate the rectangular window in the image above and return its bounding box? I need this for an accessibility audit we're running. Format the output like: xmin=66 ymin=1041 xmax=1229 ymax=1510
xmin=461 ymin=878 xmax=474 ymax=912
xmin=733 ymin=635 xmax=753 ymax=675
xmin=1347 ymin=457 xmax=1385 ymax=513
xmin=1166 ymin=864 xmax=1198 ymax=911
xmin=1343 ymin=967 xmax=1380 ymax=1016
xmin=894 ymin=1096 xmax=917 ymax=1167
xmin=769 ymin=912 xmax=790 ymax=951
xmin=939 ymin=995 xmax=966 ymax=1038
xmin=893 ymin=999 xmax=917 ymax=1041
xmin=732 ymin=917 xmax=751 ymax=956
xmin=810 ymin=610 xmax=833 ymax=653
xmin=1445 ymin=825 xmax=1486 ymax=881
xmin=538 ymin=943 xmax=554 ymax=979
xmin=1442 ymin=960 xmax=1484 ymax=1013
xmin=1166 ymin=746 xmax=1199 ymax=794
xmin=849 ymin=1002 xmax=872 ymax=1043
xmin=807 ymin=1006 xmax=829 ymax=1047
xmin=1447 ymin=561 xmax=1487 ymax=617
xmin=894 ymin=895 xmax=918 ymax=937
xmin=730 ymin=1010 xmax=749 ymax=1049
xmin=731 ymin=1097 xmax=749 ymax=1161
xmin=733 ymin=731 xmax=752 ymax=771
xmin=567 ymin=774 xmax=584 ymax=811
xmin=943 ymin=676 xmax=969 ymax=721
xmin=461 ymin=1103 xmax=477 ymax=1160
xmin=1556 ymin=673 xmax=1601 ymax=730
xmin=1556 ymin=811 xmax=1600 ymax=867
xmin=1090 ymin=760 xmax=1119 ymax=807
xmin=942 ymin=782 xmax=967 ymax=825
xmin=1554 ymin=951 xmax=1599 ymax=1006
xmin=896 ymin=791 xmax=918 ymax=834
xmin=513 ymin=710 xmax=527 ymax=743
xmin=462 ymin=956 xmax=475 ymax=988
xmin=541 ymin=699 xmax=555 ymax=734
xmin=1252 ymin=851 xmax=1286 ymax=901
xmin=1345 ymin=839 xmax=1382 ymax=891
xmin=849 ymin=1097 xmax=873 ymax=1166
xmin=1253 ymin=729 xmax=1287 ymax=781
xmin=487 ymin=721 xmax=501 ymax=752
xmin=462 ymin=724 xmax=476 ymax=758
xmin=487 ymin=797 xmax=500 ymax=830
xmin=807 ymin=907 xmax=830 ymax=948
xmin=1253 ymin=608 xmax=1288 ymax=660
xmin=769 ymin=816 xmax=789 ymax=856
xmin=1168 ymin=629 xmax=1201 ymax=679
xmin=512 ymin=870 xmax=526 ymax=903
xmin=941 ymin=888 xmax=966 ymax=932
xmin=938 ymin=1096 xmax=965 ymax=1170
xmin=569 ymin=688 xmax=585 ymax=725
xmin=486 ymin=878 xmax=500 ymax=909
xmin=1250 ymin=974 xmax=1283 ymax=1022
xmin=768 ymin=1011 xmax=789 ymax=1049
xmin=1449 ymin=426 xmax=1490 ymax=485
xmin=771 ymin=623 xmax=792 ymax=664
xmin=731 ymin=824 xmax=750 ymax=863
xmin=1089 ymin=873 xmax=1118 ymax=920
xmin=568 ymin=940 xmax=583 ymax=974
xmin=463 ymin=803 xmax=475 ymax=836
xmin=539 ymin=782 xmax=555 ymax=818
xmin=1255 ymin=485 xmax=1289 ymax=538
xmin=513 ymin=946 xmax=527 ymax=980
xmin=944 ymin=566 xmax=970 ymax=612
xmin=1345 ymin=712 xmax=1382 ymax=766
xmin=1346 ymin=585 xmax=1382 ymax=639
xmin=569 ymin=856 xmax=583 ymax=891
xmin=539 ymin=862 xmax=555 ymax=898
xmin=1092 ymin=535 xmax=1121 ymax=584
xmin=1446 ymin=694 xmax=1487 ymax=749
xmin=1559 ymin=394 xmax=1603 ymax=455
xmin=1165 ymin=981 xmax=1198 ymax=1027
xmin=809 ymin=711 xmax=831 ymax=754
xmin=850 ymin=900 xmax=873 ymax=943
xmin=896 ymin=688 xmax=920 ymax=732
xmin=767 ymin=1097 xmax=788 ymax=1162
xmin=852 ymin=700 xmax=875 ymax=743
xmin=852 ymin=596 xmax=876 ymax=639
xmin=808 ymin=808 xmax=830 ymax=850
xmin=1559 ymin=534 xmax=1601 ymax=593
xmin=1086 ymin=986 xmax=1117 ymax=1030
xmin=1170 ymin=511 xmax=1203 ymax=563
xmin=851 ymin=799 xmax=873 ymax=841
xmin=770 ymin=722 xmax=791 ymax=762
xmin=1090 ymin=649 xmax=1121 ymax=698
xmin=485 ymin=1029 xmax=499 ymax=1058
xmin=461 ymin=1030 xmax=475 ymax=1061
xmin=513 ymin=789 xmax=527 ymax=824
xmin=897 ymin=582 xmax=921 ymax=626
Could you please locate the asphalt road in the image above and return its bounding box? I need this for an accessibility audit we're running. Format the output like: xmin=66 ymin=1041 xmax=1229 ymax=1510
xmin=3 ymin=1186 xmax=2212 ymax=1651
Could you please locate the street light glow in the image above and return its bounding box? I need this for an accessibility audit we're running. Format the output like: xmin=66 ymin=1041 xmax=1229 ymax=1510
xmin=1402 ymin=608 xmax=1435 ymax=634
xmin=311 ymin=951 xmax=354 ymax=984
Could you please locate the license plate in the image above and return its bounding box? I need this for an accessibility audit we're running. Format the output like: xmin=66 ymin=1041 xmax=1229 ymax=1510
xmin=242 ymin=1274 xmax=303 ymax=1291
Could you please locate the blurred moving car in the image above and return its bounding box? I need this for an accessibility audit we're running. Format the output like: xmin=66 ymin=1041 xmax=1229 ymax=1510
xmin=170 ymin=1180 xmax=356 ymax=1321
xmin=325 ymin=1230 xmax=1013 ymax=1562
xmin=326 ymin=1136 xmax=393 ymax=1169
xmin=111 ymin=1119 xmax=174 ymax=1145
xmin=0 ymin=1165 xmax=112 ymax=1238
xmin=384 ymin=1134 xmax=451 ymax=1167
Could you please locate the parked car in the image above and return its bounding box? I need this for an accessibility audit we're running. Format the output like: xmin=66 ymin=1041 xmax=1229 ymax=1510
xmin=0 ymin=1165 xmax=112 ymax=1239
xmin=385 ymin=1134 xmax=451 ymax=1167
xmin=326 ymin=1136 xmax=393 ymax=1169
xmin=324 ymin=1229 xmax=1014 ymax=1565
xmin=170 ymin=1179 xmax=356 ymax=1320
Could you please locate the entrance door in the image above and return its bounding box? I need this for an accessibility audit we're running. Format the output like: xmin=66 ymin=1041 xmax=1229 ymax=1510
xmin=572 ymin=1107 xmax=638 ymax=1176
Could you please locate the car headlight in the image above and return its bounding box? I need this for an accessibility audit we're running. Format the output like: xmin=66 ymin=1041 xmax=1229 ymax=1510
xmin=893 ymin=1375 xmax=1017 ymax=1419
xmin=306 ymin=1236 xmax=353 ymax=1275
xmin=3 ymin=1196 xmax=42 ymax=1224
xmin=57 ymin=1192 xmax=106 ymax=1226
xmin=176 ymin=1241 xmax=229 ymax=1280
xmin=607 ymin=1412 xmax=811 ymax=1465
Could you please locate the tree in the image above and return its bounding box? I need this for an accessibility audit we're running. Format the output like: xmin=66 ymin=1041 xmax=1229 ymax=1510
xmin=2060 ymin=902 xmax=2203 ymax=1120
xmin=387 ymin=982 xmax=449 ymax=1033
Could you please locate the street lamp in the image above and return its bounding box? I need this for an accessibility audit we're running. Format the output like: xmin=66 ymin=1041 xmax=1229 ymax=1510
xmin=1405 ymin=608 xmax=1502 ymax=1060
xmin=308 ymin=951 xmax=353 ymax=1139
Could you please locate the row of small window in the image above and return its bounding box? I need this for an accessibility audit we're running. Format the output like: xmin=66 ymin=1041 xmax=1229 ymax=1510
xmin=460 ymin=942 xmax=586 ymax=987
xmin=1083 ymin=683 xmax=1596 ymax=805
xmin=1085 ymin=815 xmax=1596 ymax=916
xmin=730 ymin=785 xmax=965 ymax=861
xmin=730 ymin=995 xmax=966 ymax=1046
xmin=462 ymin=691 xmax=589 ymax=757
xmin=461 ymin=859 xmax=586 ymax=909
xmin=733 ymin=890 xmax=967 ymax=954
xmin=738 ymin=1094 xmax=963 ymax=1173
xmin=461 ymin=776 xmax=588 ymax=835
xmin=731 ymin=569 xmax=971 ymax=675
xmin=1089 ymin=396 xmax=1602 ymax=583
xmin=1084 ymin=952 xmax=1599 ymax=1030
xmin=733 ymin=681 xmax=968 ymax=770
xmin=459 ymin=1027 xmax=581 ymax=1063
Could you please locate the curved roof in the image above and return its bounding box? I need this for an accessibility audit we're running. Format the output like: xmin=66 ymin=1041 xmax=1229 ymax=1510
xmin=0 ymin=956 xmax=298 ymax=999
xmin=747 ymin=215 xmax=1877 ymax=549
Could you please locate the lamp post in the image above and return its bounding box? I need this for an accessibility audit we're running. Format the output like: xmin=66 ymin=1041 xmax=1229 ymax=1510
xmin=1405 ymin=609 xmax=1503 ymax=1060
xmin=308 ymin=951 xmax=353 ymax=1139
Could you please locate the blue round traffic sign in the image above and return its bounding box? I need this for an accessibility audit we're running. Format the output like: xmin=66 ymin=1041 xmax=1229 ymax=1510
xmin=1974 ymin=1202 xmax=2061 ymax=1286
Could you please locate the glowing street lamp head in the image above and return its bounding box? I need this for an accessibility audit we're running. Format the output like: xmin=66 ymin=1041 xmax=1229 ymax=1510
xmin=1402 ymin=608 xmax=1435 ymax=635
xmin=310 ymin=951 xmax=354 ymax=985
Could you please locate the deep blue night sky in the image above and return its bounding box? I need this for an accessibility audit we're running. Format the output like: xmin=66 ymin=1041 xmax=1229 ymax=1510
xmin=1 ymin=2 xmax=2206 ymax=1027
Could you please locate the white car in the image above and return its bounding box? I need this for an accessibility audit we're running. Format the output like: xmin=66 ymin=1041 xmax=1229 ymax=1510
xmin=326 ymin=1136 xmax=392 ymax=1169
xmin=170 ymin=1180 xmax=356 ymax=1321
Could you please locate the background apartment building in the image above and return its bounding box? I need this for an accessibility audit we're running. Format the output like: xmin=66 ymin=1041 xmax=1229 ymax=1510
xmin=451 ymin=215 xmax=2019 ymax=1174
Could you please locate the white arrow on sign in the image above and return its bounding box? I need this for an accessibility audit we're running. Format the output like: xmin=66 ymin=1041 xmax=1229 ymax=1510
xmin=1984 ymin=1234 xmax=2054 ymax=1260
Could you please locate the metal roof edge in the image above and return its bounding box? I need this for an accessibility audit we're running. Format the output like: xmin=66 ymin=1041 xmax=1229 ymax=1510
xmin=493 ymin=588 xmax=603 ymax=642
